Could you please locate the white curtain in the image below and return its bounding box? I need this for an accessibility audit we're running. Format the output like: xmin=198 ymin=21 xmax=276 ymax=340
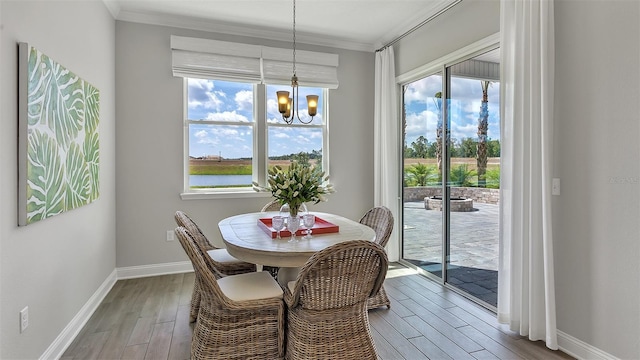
xmin=498 ymin=0 xmax=558 ymax=350
xmin=374 ymin=46 xmax=399 ymax=262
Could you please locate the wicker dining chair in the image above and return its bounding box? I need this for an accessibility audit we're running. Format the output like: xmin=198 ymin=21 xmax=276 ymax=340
xmin=174 ymin=210 xmax=256 ymax=322
xmin=175 ymin=227 xmax=285 ymax=360
xmin=261 ymin=199 xmax=281 ymax=212
xmin=283 ymin=240 xmax=388 ymax=360
xmin=359 ymin=206 xmax=394 ymax=310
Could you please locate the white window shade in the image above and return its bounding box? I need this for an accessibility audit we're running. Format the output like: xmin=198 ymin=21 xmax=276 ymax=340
xmin=262 ymin=47 xmax=339 ymax=89
xmin=171 ymin=36 xmax=262 ymax=83
xmin=171 ymin=35 xmax=339 ymax=88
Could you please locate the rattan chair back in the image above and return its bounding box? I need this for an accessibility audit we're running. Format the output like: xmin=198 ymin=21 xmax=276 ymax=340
xmin=359 ymin=206 xmax=394 ymax=247
xmin=174 ymin=210 xmax=215 ymax=251
xmin=287 ymin=240 xmax=387 ymax=310
xmin=261 ymin=199 xmax=281 ymax=212
xmin=359 ymin=206 xmax=394 ymax=310
xmin=175 ymin=211 xmax=256 ymax=323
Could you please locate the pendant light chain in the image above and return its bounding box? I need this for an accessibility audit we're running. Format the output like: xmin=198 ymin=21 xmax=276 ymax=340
xmin=292 ymin=0 xmax=296 ymax=76
xmin=276 ymin=0 xmax=317 ymax=124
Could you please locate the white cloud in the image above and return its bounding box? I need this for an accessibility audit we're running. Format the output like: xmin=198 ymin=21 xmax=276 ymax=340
xmin=187 ymin=79 xmax=225 ymax=111
xmin=235 ymin=90 xmax=253 ymax=111
xmin=206 ymin=111 xmax=250 ymax=122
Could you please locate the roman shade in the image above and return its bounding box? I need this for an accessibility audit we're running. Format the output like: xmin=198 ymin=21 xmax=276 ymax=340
xmin=171 ymin=35 xmax=339 ymax=88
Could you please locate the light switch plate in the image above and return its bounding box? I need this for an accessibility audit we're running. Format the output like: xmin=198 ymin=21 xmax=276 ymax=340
xmin=552 ymin=178 xmax=560 ymax=196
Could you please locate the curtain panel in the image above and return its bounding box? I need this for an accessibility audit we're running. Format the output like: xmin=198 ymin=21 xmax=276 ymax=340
xmin=498 ymin=0 xmax=558 ymax=349
xmin=374 ymin=46 xmax=400 ymax=262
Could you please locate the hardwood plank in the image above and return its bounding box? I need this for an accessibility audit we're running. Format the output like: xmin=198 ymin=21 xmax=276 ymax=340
xmin=404 ymin=315 xmax=477 ymax=359
xmin=157 ymin=274 xmax=182 ymax=323
xmin=61 ymin=268 xmax=574 ymax=360
xmin=372 ymin=308 xmax=422 ymax=339
xmin=167 ymin=305 xmax=193 ymax=360
xmin=408 ymin=336 xmax=455 ymax=360
xmin=96 ymin=311 xmax=140 ymax=360
xmin=144 ymin=321 xmax=175 ymax=360
xmin=405 ymin=316 xmax=483 ymax=356
xmin=121 ymin=343 xmax=148 ymax=360
xmin=178 ymin=272 xmax=195 ymax=306
xmin=369 ymin=311 xmax=429 ymax=359
xmin=390 ymin=284 xmax=466 ymax=329
xmin=370 ymin=326 xmax=406 ymax=360
xmin=127 ymin=317 xmax=155 ymax=346
xmin=457 ymin=325 xmax=524 ymax=360
xmin=471 ymin=349 xmax=501 ymax=360
xmin=68 ymin=330 xmax=111 ymax=359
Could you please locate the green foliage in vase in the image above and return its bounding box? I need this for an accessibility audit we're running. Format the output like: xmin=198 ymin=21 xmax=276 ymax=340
xmin=253 ymin=161 xmax=334 ymax=216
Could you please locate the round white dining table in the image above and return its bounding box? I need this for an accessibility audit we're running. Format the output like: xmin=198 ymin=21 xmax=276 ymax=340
xmin=218 ymin=211 xmax=376 ymax=268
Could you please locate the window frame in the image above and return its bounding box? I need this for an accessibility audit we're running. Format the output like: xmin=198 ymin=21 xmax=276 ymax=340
xmin=180 ymin=80 xmax=330 ymax=200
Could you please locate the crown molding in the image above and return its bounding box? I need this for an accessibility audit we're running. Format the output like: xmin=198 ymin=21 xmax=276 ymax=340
xmin=116 ymin=9 xmax=376 ymax=52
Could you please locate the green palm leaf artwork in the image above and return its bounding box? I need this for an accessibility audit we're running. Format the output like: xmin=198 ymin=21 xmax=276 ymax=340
xmin=18 ymin=43 xmax=100 ymax=225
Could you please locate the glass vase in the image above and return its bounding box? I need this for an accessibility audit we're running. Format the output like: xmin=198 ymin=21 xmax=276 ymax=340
xmin=279 ymin=202 xmax=307 ymax=218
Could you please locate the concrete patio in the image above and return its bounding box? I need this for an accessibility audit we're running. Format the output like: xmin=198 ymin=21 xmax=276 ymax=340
xmin=402 ymin=200 xmax=499 ymax=306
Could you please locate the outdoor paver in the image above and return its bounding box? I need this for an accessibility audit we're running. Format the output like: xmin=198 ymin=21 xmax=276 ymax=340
xmin=402 ymin=201 xmax=499 ymax=307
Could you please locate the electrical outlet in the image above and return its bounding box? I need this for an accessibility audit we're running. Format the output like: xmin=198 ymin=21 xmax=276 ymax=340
xmin=166 ymin=230 xmax=175 ymax=241
xmin=20 ymin=306 xmax=28 ymax=333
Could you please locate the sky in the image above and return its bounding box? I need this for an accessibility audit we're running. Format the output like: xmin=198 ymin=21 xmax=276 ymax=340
xmin=187 ymin=79 xmax=323 ymax=159
xmin=186 ymin=75 xmax=500 ymax=160
xmin=404 ymin=74 xmax=500 ymax=150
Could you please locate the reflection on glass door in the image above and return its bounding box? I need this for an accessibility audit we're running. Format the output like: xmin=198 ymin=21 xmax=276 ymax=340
xmin=445 ymin=53 xmax=501 ymax=307
xmin=402 ymin=72 xmax=443 ymax=279
xmin=402 ymin=48 xmax=501 ymax=309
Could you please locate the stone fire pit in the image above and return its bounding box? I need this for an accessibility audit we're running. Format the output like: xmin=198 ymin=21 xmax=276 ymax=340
xmin=424 ymin=196 xmax=474 ymax=212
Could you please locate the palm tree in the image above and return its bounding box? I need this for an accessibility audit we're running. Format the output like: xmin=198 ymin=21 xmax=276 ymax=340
xmin=449 ymin=164 xmax=477 ymax=187
xmin=434 ymin=91 xmax=443 ymax=181
xmin=405 ymin=163 xmax=437 ymax=186
xmin=476 ymin=81 xmax=491 ymax=188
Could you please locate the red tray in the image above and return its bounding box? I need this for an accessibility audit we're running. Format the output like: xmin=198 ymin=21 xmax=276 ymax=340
xmin=258 ymin=216 xmax=339 ymax=238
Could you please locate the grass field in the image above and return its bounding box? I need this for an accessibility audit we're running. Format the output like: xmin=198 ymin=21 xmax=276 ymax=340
xmin=189 ymin=158 xmax=500 ymax=175
xmin=403 ymin=157 xmax=500 ymax=170
xmin=189 ymin=159 xmax=302 ymax=175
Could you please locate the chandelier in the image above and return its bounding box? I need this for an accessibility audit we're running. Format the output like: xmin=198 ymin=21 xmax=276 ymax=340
xmin=276 ymin=0 xmax=318 ymax=124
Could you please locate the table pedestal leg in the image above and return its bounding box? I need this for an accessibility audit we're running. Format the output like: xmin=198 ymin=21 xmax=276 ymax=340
xmin=277 ymin=267 xmax=300 ymax=287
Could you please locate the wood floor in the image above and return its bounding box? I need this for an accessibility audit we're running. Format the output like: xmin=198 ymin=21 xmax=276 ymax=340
xmin=61 ymin=264 xmax=574 ymax=360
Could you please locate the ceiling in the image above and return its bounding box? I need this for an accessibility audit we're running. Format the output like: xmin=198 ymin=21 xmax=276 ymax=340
xmin=103 ymin=0 xmax=461 ymax=52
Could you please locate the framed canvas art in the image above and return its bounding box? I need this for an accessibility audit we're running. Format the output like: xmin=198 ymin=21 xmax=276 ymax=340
xmin=18 ymin=42 xmax=100 ymax=226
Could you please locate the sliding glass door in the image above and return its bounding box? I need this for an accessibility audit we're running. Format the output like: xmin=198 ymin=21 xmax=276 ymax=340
xmin=401 ymin=48 xmax=501 ymax=309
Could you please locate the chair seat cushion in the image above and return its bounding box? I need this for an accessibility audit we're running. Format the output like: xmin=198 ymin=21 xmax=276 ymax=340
xmin=207 ymin=248 xmax=247 ymax=264
xmin=218 ymin=271 xmax=283 ymax=301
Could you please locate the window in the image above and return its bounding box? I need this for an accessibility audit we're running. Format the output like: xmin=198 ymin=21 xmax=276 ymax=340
xmin=172 ymin=35 xmax=337 ymax=197
xmin=185 ymin=78 xmax=327 ymax=194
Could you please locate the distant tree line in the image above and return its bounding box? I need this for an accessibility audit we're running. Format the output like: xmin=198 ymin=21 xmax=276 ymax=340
xmin=269 ymin=149 xmax=322 ymax=161
xmin=404 ymin=136 xmax=500 ymax=159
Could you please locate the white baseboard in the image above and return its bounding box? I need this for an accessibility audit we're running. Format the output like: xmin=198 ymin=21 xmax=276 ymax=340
xmin=40 ymin=269 xmax=118 ymax=360
xmin=116 ymin=261 xmax=194 ymax=279
xmin=558 ymin=330 xmax=619 ymax=360
xmin=40 ymin=262 xmax=194 ymax=359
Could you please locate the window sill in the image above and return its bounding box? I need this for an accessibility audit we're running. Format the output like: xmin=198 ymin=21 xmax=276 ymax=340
xmin=180 ymin=189 xmax=272 ymax=200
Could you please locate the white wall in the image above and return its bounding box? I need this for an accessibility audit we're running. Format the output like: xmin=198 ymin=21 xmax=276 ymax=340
xmin=114 ymin=21 xmax=376 ymax=268
xmin=0 ymin=1 xmax=116 ymax=358
xmin=554 ymin=1 xmax=639 ymax=358
xmin=395 ymin=0 xmax=640 ymax=358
